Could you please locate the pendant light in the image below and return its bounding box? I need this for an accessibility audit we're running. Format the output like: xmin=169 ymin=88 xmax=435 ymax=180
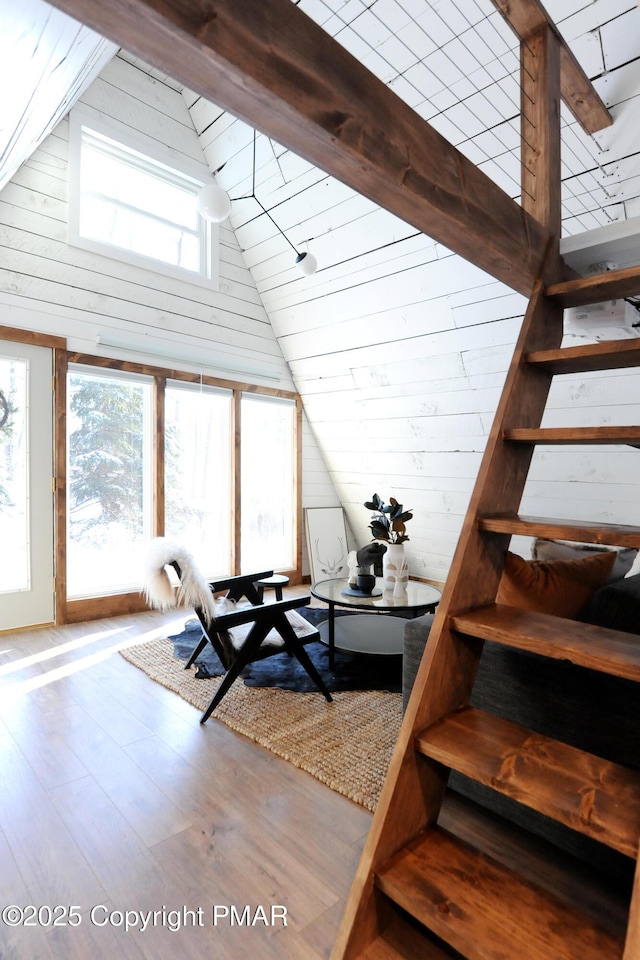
xmin=196 ymin=131 xmax=318 ymax=276
xmin=196 ymin=182 xmax=231 ymax=223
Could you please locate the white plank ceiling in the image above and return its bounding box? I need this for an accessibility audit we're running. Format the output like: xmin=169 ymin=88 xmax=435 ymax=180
xmin=0 ymin=0 xmax=116 ymax=193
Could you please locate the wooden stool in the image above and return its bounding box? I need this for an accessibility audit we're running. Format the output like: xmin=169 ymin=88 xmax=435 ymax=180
xmin=255 ymin=573 xmax=290 ymax=602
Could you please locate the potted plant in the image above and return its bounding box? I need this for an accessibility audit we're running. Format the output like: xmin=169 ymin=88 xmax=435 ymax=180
xmin=364 ymin=494 xmax=413 ymax=596
xmin=364 ymin=493 xmax=412 ymax=544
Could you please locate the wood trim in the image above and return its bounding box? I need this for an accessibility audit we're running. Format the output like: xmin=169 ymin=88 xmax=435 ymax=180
xmin=0 ymin=325 xmax=66 ymax=350
xmin=154 ymin=376 xmax=166 ymax=536
xmin=521 ymin=26 xmax=561 ymax=240
xmin=65 ymin=592 xmax=149 ymax=623
xmin=294 ymin=396 xmax=303 ymax=586
xmin=491 ymin=0 xmax=612 ymax=135
xmin=54 ymin=348 xmax=68 ymax=623
xmin=231 ymin=389 xmax=241 ymax=575
xmin=47 ymin=0 xmax=557 ymax=296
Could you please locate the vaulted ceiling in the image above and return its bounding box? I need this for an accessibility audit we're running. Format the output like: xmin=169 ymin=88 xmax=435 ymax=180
xmin=167 ymin=0 xmax=640 ymax=292
xmin=5 ymin=2 xmax=640 ymax=274
xmin=4 ymin=1 xmax=640 ymax=295
xmin=3 ymin=0 xmax=640 ymax=579
xmin=0 ymin=0 xmax=116 ymax=193
xmin=186 ymin=0 xmax=640 ymax=239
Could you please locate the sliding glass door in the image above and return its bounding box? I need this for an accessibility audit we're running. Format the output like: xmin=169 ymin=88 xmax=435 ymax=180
xmin=0 ymin=342 xmax=54 ymax=629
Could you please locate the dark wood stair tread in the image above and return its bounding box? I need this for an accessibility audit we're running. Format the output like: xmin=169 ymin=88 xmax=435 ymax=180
xmin=416 ymin=707 xmax=640 ymax=857
xmin=503 ymin=426 xmax=640 ymax=445
xmin=545 ymin=265 xmax=640 ymax=306
xmin=477 ymin=512 xmax=640 ymax=546
xmin=375 ymin=827 xmax=624 ymax=960
xmin=526 ymin=339 xmax=640 ymax=373
xmin=355 ymin=912 xmax=458 ymax=958
xmin=450 ymin=604 xmax=640 ymax=682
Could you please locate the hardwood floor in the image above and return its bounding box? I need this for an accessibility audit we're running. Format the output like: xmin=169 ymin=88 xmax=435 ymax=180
xmin=0 ymin=604 xmax=372 ymax=959
xmin=1 ymin=602 xmax=631 ymax=959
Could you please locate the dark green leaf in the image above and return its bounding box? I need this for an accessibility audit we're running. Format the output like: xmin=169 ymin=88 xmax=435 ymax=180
xmin=363 ymin=493 xmax=384 ymax=511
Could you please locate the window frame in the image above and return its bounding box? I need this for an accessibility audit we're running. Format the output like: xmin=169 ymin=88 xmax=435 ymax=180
xmin=68 ymin=104 xmax=220 ymax=290
xmin=59 ymin=353 xmax=302 ymax=624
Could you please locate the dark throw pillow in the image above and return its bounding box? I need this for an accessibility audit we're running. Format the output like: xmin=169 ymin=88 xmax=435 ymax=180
xmin=496 ymin=550 xmax=616 ymax=619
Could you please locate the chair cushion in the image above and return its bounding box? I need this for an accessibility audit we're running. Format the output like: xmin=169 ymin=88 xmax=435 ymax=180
xmin=225 ymin=606 xmax=318 ymax=650
xmin=496 ymin=550 xmax=616 ymax=619
xmin=532 ymin=537 xmax=636 ymax=584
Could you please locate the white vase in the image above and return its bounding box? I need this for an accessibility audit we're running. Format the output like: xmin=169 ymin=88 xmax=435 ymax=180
xmin=382 ymin=543 xmax=408 ymax=598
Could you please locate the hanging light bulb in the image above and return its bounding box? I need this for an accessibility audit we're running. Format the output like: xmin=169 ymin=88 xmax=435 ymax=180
xmin=197 ymin=182 xmax=231 ymax=223
xmin=198 ymin=132 xmax=318 ymax=277
xmin=295 ymin=251 xmax=318 ymax=276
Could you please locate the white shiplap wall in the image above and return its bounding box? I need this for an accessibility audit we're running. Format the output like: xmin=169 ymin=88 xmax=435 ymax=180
xmin=183 ymin=1 xmax=640 ymax=585
xmin=0 ymin=57 xmax=289 ymax=385
xmin=0 ymin=53 xmax=342 ymax=571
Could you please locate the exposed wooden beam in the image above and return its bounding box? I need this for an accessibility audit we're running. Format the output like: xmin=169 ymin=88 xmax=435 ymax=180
xmin=521 ymin=26 xmax=561 ymax=243
xmin=492 ymin=0 xmax=612 ymax=135
xmin=46 ymin=0 xmax=557 ymax=297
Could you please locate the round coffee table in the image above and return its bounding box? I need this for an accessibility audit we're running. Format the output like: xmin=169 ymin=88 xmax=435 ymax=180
xmin=310 ymin=578 xmax=441 ymax=667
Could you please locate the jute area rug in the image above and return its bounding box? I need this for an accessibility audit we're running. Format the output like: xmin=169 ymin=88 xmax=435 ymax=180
xmin=120 ymin=637 xmax=402 ymax=811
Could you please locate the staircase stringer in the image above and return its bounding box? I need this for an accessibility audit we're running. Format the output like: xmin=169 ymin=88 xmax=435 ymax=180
xmin=624 ymin=848 xmax=640 ymax=959
xmin=331 ymin=271 xmax=567 ymax=960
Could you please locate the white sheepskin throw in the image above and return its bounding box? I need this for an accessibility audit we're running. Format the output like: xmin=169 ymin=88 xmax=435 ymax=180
xmin=142 ymin=538 xmax=216 ymax=623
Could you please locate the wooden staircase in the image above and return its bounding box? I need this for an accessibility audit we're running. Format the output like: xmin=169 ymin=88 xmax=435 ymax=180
xmin=331 ymin=265 xmax=640 ymax=960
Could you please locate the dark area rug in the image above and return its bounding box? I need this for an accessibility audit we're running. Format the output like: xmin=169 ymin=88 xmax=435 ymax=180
xmin=169 ymin=607 xmax=403 ymax=693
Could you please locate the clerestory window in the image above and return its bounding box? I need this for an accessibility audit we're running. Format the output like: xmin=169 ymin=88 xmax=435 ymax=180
xmin=68 ymin=106 xmax=219 ymax=287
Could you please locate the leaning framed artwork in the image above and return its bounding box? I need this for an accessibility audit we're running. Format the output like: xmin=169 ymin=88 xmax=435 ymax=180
xmin=305 ymin=506 xmax=349 ymax=584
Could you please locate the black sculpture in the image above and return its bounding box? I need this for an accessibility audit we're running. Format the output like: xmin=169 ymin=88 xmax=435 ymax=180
xmin=354 ymin=541 xmax=387 ymax=594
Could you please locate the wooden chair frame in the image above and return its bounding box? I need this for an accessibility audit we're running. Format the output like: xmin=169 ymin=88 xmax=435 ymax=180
xmin=171 ymin=565 xmax=333 ymax=723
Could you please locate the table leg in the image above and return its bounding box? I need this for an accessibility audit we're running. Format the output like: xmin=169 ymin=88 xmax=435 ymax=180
xmin=328 ymin=601 xmax=335 ymax=669
xmin=409 ymin=602 xmax=438 ymax=618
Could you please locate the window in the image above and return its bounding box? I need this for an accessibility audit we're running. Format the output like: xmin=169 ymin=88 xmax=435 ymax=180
xmin=64 ymin=358 xmax=300 ymax=611
xmin=164 ymin=381 xmax=232 ymax=578
xmin=69 ymin=106 xmax=218 ymax=286
xmin=240 ymin=394 xmax=296 ymax=572
xmin=67 ymin=366 xmax=154 ymax=598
